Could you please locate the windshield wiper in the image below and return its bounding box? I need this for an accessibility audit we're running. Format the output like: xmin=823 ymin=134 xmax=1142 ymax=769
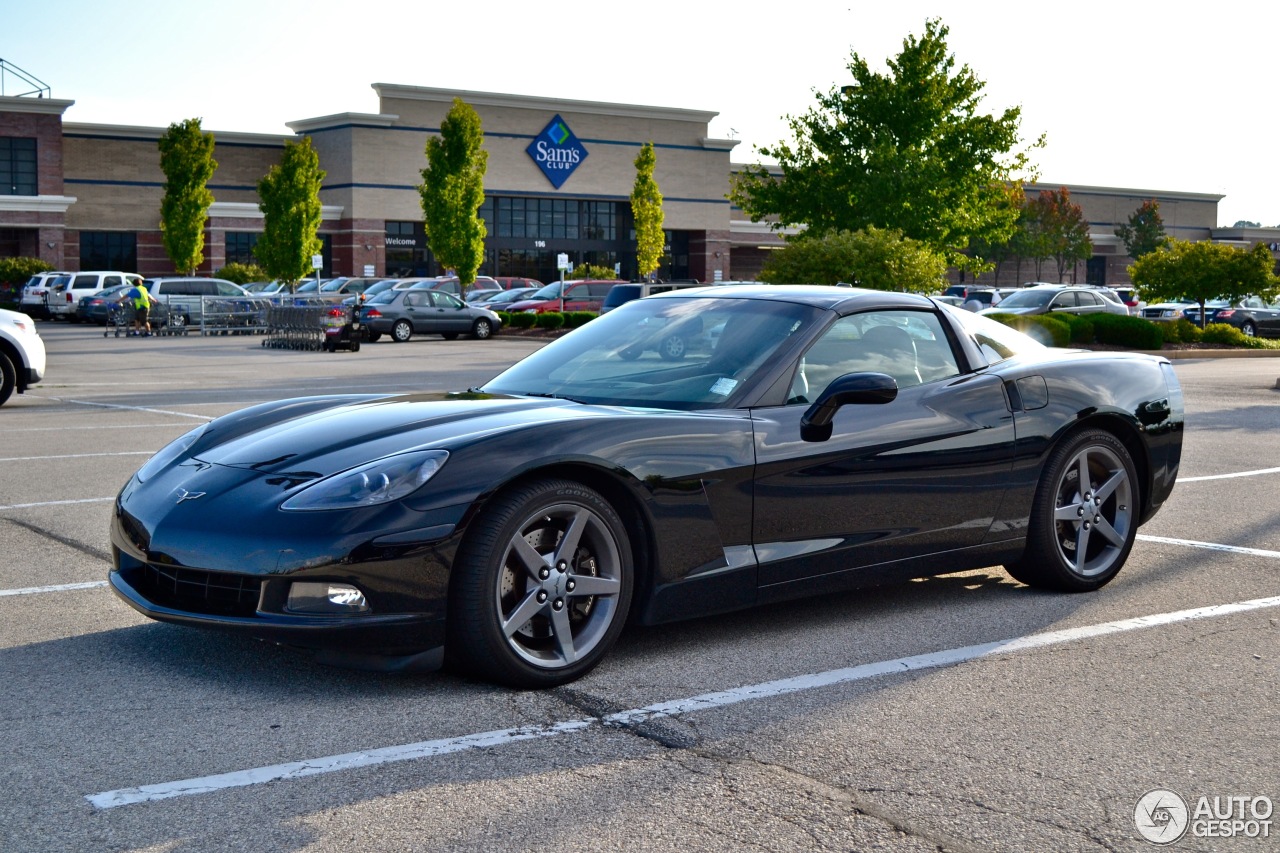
xmin=520 ymin=391 xmax=585 ymax=403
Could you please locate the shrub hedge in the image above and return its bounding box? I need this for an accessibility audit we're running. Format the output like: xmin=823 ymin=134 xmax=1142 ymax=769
xmin=986 ymin=313 xmax=1072 ymax=347
xmin=506 ymin=311 xmax=537 ymax=329
xmin=1088 ymin=313 xmax=1164 ymax=350
xmin=564 ymin=311 xmax=597 ymax=328
xmin=534 ymin=312 xmax=565 ymax=330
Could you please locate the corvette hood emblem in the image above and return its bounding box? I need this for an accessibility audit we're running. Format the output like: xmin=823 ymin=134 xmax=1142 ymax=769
xmin=175 ymin=488 xmax=206 ymax=504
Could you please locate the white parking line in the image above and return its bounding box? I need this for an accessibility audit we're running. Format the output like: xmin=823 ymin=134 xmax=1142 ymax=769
xmin=86 ymin=593 xmax=1280 ymax=810
xmin=1136 ymin=534 xmax=1280 ymax=559
xmin=0 ymin=452 xmax=151 ymax=462
xmin=58 ymin=400 xmax=212 ymax=421
xmin=1177 ymin=466 xmax=1280 ymax=482
xmin=0 ymin=580 xmax=108 ymax=598
xmin=0 ymin=497 xmax=114 ymax=511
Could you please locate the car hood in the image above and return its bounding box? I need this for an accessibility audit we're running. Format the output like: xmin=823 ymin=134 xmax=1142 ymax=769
xmin=191 ymin=393 xmax=585 ymax=476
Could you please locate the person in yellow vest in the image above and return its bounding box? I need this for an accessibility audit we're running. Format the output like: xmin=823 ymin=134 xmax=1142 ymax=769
xmin=118 ymin=281 xmax=159 ymax=337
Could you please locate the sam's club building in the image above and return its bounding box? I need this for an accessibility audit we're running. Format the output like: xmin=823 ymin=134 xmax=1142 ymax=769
xmin=1 ymin=82 xmax=1268 ymax=285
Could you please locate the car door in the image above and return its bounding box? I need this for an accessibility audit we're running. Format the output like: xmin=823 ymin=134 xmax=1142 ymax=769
xmin=427 ymin=291 xmax=472 ymax=333
xmin=750 ymin=309 xmax=1015 ymax=594
xmin=1260 ymin=300 xmax=1280 ymax=337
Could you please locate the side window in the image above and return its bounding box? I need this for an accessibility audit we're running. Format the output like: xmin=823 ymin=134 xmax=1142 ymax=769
xmin=790 ymin=310 xmax=961 ymax=403
xmin=434 ymin=292 xmax=463 ymax=309
xmin=73 ymin=274 xmax=96 ymax=290
xmin=588 ymin=283 xmax=614 ymax=299
xmin=404 ymin=292 xmax=427 ymax=307
xmin=104 ymin=276 xmax=122 ymax=288
xmin=1079 ymin=291 xmax=1101 ymax=308
xmin=215 ymin=282 xmax=241 ymax=296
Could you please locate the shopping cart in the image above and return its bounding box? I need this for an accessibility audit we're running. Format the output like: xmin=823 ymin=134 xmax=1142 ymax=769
xmin=104 ymin=301 xmax=135 ymax=337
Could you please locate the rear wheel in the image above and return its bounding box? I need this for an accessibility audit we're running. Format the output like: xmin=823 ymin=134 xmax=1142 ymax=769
xmin=392 ymin=319 xmax=413 ymax=343
xmin=447 ymin=479 xmax=633 ymax=687
xmin=0 ymin=352 xmax=16 ymax=406
xmin=1241 ymin=321 xmax=1257 ymax=337
xmin=1005 ymin=429 xmax=1138 ymax=591
xmin=366 ymin=330 xmax=382 ymax=343
xmin=657 ymin=333 xmax=686 ymax=360
xmin=441 ymin=332 xmax=460 ymax=341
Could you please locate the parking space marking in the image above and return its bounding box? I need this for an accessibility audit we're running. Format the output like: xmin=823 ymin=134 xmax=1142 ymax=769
xmin=1137 ymin=534 xmax=1280 ymax=559
xmin=57 ymin=400 xmax=212 ymax=421
xmin=0 ymin=580 xmax=108 ymax=598
xmin=86 ymin=593 xmax=1280 ymax=810
xmin=0 ymin=452 xmax=151 ymax=462
xmin=0 ymin=497 xmax=114 ymax=511
xmin=2 ymin=423 xmax=195 ymax=432
xmin=1177 ymin=465 xmax=1280 ymax=482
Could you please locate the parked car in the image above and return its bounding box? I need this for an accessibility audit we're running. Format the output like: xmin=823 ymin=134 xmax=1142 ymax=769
xmin=76 ymin=283 xmax=136 ymax=324
xmin=981 ymin=284 xmax=1128 ymax=317
xmin=46 ymin=271 xmax=144 ymax=321
xmin=1108 ymin=286 xmax=1145 ymax=315
xmin=958 ymin=288 xmax=1011 ymax=311
xmin=18 ymin=271 xmax=70 ymax=320
xmin=1184 ymin=296 xmax=1280 ymax=336
xmin=1140 ymin=299 xmax=1199 ymax=321
xmin=143 ymin=278 xmax=252 ymax=329
xmin=426 ymin=276 xmax=503 ymax=299
xmin=0 ymin=307 xmax=46 ymax=406
xmin=359 ymin=288 xmax=502 ymax=342
xmin=108 ymin=285 xmax=1184 ymax=687
xmin=492 ymin=276 xmax=544 ymax=290
xmin=505 ymin=279 xmax=623 ymax=314
xmin=467 ymin=287 xmax=540 ymax=307
xmin=600 ymin=281 xmax=710 ymax=314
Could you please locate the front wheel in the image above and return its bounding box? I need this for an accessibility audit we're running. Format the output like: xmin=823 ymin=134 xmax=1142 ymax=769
xmin=657 ymin=334 xmax=686 ymax=361
xmin=391 ymin=319 xmax=413 ymax=343
xmin=1005 ymin=429 xmax=1138 ymax=591
xmin=447 ymin=479 xmax=634 ymax=687
xmin=471 ymin=318 xmax=493 ymax=340
xmin=0 ymin=351 xmax=16 ymax=406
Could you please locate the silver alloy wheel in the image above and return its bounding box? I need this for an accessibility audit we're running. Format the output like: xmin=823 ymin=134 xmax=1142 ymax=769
xmin=1242 ymin=321 xmax=1256 ymax=337
xmin=494 ymin=501 xmax=624 ymax=669
xmin=1052 ymin=443 xmax=1133 ymax=578
xmin=473 ymin=318 xmax=492 ymax=339
xmin=392 ymin=319 xmax=412 ymax=342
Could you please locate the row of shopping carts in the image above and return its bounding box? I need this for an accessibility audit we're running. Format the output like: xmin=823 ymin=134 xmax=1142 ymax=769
xmin=103 ymin=302 xmax=187 ymax=337
xmin=261 ymin=304 xmax=362 ymax=352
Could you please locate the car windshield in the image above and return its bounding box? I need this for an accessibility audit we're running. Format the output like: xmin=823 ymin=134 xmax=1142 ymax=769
xmin=942 ymin=304 xmax=1048 ymax=362
xmin=480 ymin=289 xmax=535 ymax=304
xmin=295 ymin=280 xmax=323 ymax=293
xmin=525 ymin=282 xmax=568 ymax=300
xmin=483 ymin=296 xmax=818 ymax=409
xmin=367 ymin=291 xmax=399 ymax=305
xmin=994 ymin=289 xmax=1055 ymax=308
xmin=320 ymin=280 xmax=350 ymax=292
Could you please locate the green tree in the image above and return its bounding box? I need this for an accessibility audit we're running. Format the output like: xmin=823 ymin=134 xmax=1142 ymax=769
xmin=419 ymin=98 xmax=488 ymax=289
xmin=1024 ymin=188 xmax=1092 ymax=281
xmin=569 ymin=263 xmax=618 ymax=280
xmin=730 ymin=19 xmax=1041 ymax=271
xmin=0 ymin=256 xmax=54 ymax=286
xmin=630 ymin=141 xmax=665 ymax=278
xmin=215 ymin=262 xmax=269 ymax=284
xmin=1115 ymin=200 xmax=1168 ymax=260
xmin=255 ymin=137 xmax=325 ymax=289
xmin=158 ymin=118 xmax=217 ymax=275
xmin=760 ymin=226 xmax=948 ymax=292
xmin=1129 ymin=239 xmax=1279 ymax=327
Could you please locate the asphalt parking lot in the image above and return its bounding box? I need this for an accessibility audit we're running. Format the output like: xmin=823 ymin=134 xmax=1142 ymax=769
xmin=2 ymin=322 xmax=1277 ymax=852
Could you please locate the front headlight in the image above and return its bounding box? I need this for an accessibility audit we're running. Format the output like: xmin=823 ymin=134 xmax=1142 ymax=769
xmin=280 ymin=449 xmax=448 ymax=511
xmin=136 ymin=423 xmax=210 ymax=483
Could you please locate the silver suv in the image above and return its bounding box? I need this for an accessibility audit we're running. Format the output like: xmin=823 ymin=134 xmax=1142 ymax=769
xmin=143 ymin=277 xmax=250 ymax=329
xmin=0 ymin=307 xmax=47 ymax=406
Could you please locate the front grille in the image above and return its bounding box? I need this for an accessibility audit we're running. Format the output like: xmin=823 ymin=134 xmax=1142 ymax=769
xmin=136 ymin=563 xmax=262 ymax=616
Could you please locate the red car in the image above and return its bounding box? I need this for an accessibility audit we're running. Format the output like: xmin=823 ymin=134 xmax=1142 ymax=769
xmin=505 ymin=280 xmax=623 ymax=314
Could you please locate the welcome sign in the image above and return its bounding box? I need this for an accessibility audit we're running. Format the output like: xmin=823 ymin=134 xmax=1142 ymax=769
xmin=526 ymin=114 xmax=588 ymax=189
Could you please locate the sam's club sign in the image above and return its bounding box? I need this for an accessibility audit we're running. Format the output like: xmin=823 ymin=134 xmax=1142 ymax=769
xmin=527 ymin=114 xmax=588 ymax=189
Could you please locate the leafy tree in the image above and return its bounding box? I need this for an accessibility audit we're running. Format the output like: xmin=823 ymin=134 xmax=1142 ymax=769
xmin=419 ymin=98 xmax=488 ymax=288
xmin=569 ymin=263 xmax=618 ymax=280
xmin=760 ymin=226 xmax=948 ymax=292
xmin=0 ymin=256 xmax=54 ymax=286
xmin=1024 ymin=188 xmax=1092 ymax=281
xmin=158 ymin=118 xmax=218 ymax=275
xmin=1129 ymin=239 xmax=1279 ymax=327
xmin=630 ymin=141 xmax=665 ymax=278
xmin=967 ymin=184 xmax=1027 ymax=282
xmin=730 ymin=19 xmax=1041 ymax=271
xmin=1115 ymin=200 xmax=1168 ymax=259
xmin=1233 ymin=220 xmax=1261 ymax=228
xmin=255 ymin=137 xmax=325 ymax=289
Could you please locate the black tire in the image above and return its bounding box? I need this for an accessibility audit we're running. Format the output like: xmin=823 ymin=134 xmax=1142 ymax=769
xmin=447 ymin=479 xmax=634 ymax=687
xmin=366 ymin=330 xmax=382 ymax=343
xmin=618 ymin=345 xmax=642 ymax=361
xmin=471 ymin=318 xmax=493 ymax=340
xmin=325 ymin=337 xmax=337 ymax=353
xmin=350 ymin=337 xmax=361 ymax=353
xmin=1241 ymin=321 xmax=1257 ymax=337
xmin=441 ymin=332 xmax=460 ymax=341
xmin=1005 ymin=428 xmax=1138 ymax=592
xmin=657 ymin=333 xmax=686 ymax=361
xmin=170 ymin=313 xmax=188 ymax=330
xmin=392 ymin=319 xmax=413 ymax=343
xmin=0 ymin=351 xmax=16 ymax=406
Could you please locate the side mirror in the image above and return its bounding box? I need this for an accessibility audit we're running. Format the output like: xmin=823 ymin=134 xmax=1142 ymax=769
xmin=800 ymin=372 xmax=898 ymax=442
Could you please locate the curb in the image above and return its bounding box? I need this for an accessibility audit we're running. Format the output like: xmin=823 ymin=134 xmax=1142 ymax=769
xmin=1138 ymin=348 xmax=1280 ymax=359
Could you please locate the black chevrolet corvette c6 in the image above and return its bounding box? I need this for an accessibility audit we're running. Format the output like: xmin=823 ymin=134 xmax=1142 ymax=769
xmin=110 ymin=286 xmax=1184 ymax=687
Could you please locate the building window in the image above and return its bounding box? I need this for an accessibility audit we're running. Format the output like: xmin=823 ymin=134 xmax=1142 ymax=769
xmin=484 ymin=198 xmax=617 ymax=242
xmin=80 ymin=231 xmax=137 ymax=271
xmin=225 ymin=232 xmax=260 ymax=266
xmin=0 ymin=137 xmax=38 ymax=196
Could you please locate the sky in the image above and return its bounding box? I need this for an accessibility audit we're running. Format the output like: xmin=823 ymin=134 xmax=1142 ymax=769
xmin=4 ymin=0 xmax=1277 ymax=228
